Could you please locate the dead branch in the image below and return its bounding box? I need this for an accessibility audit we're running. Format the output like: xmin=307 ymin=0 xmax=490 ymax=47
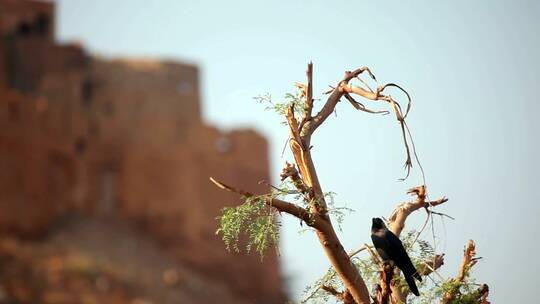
xmin=375 ymin=253 xmax=445 ymax=304
xmin=280 ymin=161 xmax=310 ymax=196
xmin=305 ymin=67 xmax=377 ymax=137
xmin=387 ymin=185 xmax=448 ymax=237
xmin=458 ymin=240 xmax=479 ymax=281
xmin=283 ymin=64 xmax=376 ymax=303
xmin=372 ymin=262 xmax=394 ymax=304
xmin=418 ymin=254 xmax=445 ymax=277
xmin=212 ymin=67 xmax=376 ymax=304
xmin=302 ymin=66 xmax=417 ymax=179
xmin=302 ymin=245 xmax=376 ymax=303
xmin=365 ymin=250 xmax=443 ymax=303
xmin=478 ymin=284 xmax=490 ymax=304
xmin=299 ymin=62 xmax=314 ymax=129
xmin=365 ymin=243 xmax=382 ymax=267
xmin=441 ymin=240 xmax=488 ymax=304
xmin=363 ymin=244 xmax=394 ymax=304
xmin=344 ymin=93 xmax=390 ymax=115
xmin=380 ymin=186 xmax=449 ymax=303
xmin=212 ymin=63 xmax=439 ymax=304
xmin=321 ymin=285 xmax=355 ymax=304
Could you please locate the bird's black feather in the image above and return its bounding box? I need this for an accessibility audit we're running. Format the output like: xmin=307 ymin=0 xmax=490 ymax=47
xmin=370 ymin=218 xmax=422 ymax=296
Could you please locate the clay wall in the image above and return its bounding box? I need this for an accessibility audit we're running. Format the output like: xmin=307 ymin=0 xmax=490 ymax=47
xmin=0 ymin=1 xmax=286 ymax=302
xmin=0 ymin=0 xmax=54 ymax=39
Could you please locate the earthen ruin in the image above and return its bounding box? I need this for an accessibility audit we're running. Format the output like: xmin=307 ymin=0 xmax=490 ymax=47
xmin=0 ymin=1 xmax=285 ymax=303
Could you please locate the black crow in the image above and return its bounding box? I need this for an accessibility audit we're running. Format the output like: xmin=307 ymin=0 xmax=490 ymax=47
xmin=371 ymin=217 xmax=422 ymax=296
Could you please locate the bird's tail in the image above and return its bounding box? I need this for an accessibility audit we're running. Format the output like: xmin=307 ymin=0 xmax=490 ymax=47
xmin=405 ymin=275 xmax=420 ymax=296
xmin=413 ymin=271 xmax=422 ymax=282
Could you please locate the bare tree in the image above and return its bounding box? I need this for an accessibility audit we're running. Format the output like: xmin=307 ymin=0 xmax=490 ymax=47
xmin=212 ymin=63 xmax=489 ymax=304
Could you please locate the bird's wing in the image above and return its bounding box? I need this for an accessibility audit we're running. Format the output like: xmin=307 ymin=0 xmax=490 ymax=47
xmin=405 ymin=272 xmax=420 ymax=296
xmin=384 ymin=230 xmax=421 ymax=281
xmin=371 ymin=233 xmax=391 ymax=261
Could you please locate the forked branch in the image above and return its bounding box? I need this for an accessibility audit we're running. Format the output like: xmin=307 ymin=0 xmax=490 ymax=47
xmin=306 ymin=67 xmax=378 ymax=136
xmin=301 ymin=66 xmax=418 ymax=180
xmin=387 ymin=185 xmax=449 ymax=237
xmin=209 ymin=177 xmax=328 ymax=231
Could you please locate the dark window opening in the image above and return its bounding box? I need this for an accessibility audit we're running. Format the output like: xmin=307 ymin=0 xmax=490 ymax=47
xmin=81 ymin=79 xmax=94 ymax=107
xmin=17 ymin=22 xmax=32 ymax=36
xmin=35 ymin=14 xmax=50 ymax=36
xmin=74 ymin=137 xmax=87 ymax=155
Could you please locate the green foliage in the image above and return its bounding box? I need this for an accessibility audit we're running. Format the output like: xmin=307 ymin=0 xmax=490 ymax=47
xmin=216 ymin=196 xmax=280 ymax=259
xmin=302 ymin=228 xmax=484 ymax=304
xmin=301 ymin=266 xmax=344 ymax=304
xmin=270 ymin=179 xmax=305 ymax=202
xmin=432 ymin=266 xmax=482 ymax=304
xmin=268 ymin=180 xmax=353 ymax=231
xmin=254 ymin=91 xmax=306 ymax=124
xmin=216 ymin=179 xmax=353 ymax=261
xmin=215 ymin=176 xmax=485 ymax=303
xmin=324 ymin=191 xmax=354 ymax=232
xmin=246 ymin=211 xmax=280 ymax=256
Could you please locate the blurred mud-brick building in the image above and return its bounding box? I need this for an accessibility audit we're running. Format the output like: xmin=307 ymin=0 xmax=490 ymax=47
xmin=0 ymin=1 xmax=286 ymax=303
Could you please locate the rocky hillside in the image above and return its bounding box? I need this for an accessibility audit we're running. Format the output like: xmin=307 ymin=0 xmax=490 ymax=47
xmin=0 ymin=215 xmax=254 ymax=304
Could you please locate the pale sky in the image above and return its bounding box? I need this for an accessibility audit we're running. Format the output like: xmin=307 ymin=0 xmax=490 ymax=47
xmin=57 ymin=1 xmax=540 ymax=302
